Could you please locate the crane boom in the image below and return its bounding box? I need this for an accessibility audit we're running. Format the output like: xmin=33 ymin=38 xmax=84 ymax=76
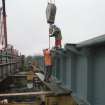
xmin=2 ymin=0 xmax=7 ymax=48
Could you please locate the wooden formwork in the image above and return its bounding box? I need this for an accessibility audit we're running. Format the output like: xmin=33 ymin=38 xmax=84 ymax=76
xmin=45 ymin=95 xmax=78 ymax=105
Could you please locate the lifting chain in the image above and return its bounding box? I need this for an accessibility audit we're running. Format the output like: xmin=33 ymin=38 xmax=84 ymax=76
xmin=48 ymin=0 xmax=55 ymax=4
xmin=47 ymin=0 xmax=56 ymax=49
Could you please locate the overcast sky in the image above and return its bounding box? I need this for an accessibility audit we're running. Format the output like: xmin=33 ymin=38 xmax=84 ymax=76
xmin=1 ymin=0 xmax=105 ymax=55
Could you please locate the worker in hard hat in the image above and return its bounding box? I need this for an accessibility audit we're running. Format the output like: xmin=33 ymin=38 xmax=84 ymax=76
xmin=49 ymin=24 xmax=62 ymax=49
xmin=43 ymin=49 xmax=52 ymax=82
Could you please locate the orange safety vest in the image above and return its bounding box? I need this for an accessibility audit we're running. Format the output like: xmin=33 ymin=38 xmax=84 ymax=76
xmin=44 ymin=49 xmax=52 ymax=66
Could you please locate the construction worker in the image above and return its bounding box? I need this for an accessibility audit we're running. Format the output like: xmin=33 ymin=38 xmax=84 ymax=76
xmin=28 ymin=61 xmax=32 ymax=71
xmin=49 ymin=24 xmax=62 ymax=49
xmin=43 ymin=49 xmax=52 ymax=82
xmin=32 ymin=61 xmax=40 ymax=73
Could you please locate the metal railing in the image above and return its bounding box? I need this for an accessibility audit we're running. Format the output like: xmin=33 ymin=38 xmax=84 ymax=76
xmin=0 ymin=50 xmax=24 ymax=82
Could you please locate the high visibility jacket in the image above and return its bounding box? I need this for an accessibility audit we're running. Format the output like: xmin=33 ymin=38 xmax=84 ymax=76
xmin=43 ymin=50 xmax=52 ymax=66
